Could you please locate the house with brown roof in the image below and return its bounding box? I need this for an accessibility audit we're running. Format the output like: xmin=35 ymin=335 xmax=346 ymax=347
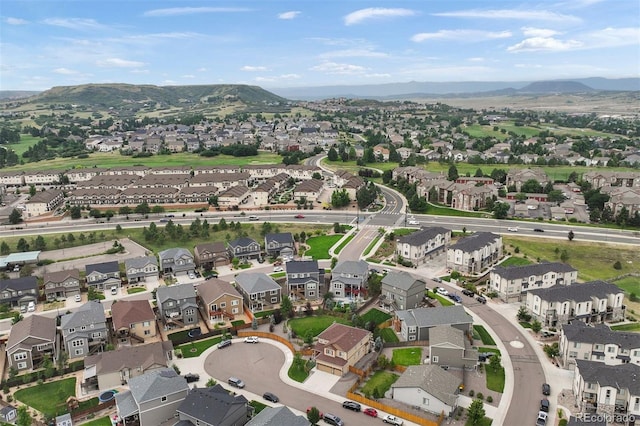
xmin=25 ymin=189 xmax=64 ymax=218
xmin=83 ymin=341 xmax=173 ymax=392
xmin=313 ymin=323 xmax=371 ymax=376
xmin=111 ymin=300 xmax=157 ymax=346
xmin=196 ymin=278 xmax=244 ymax=323
xmin=217 ymin=185 xmax=251 ymax=208
xmin=194 ymin=242 xmax=230 ymax=269
xmin=6 ymin=314 xmax=57 ymax=371
xmin=43 ymin=269 xmax=81 ymax=301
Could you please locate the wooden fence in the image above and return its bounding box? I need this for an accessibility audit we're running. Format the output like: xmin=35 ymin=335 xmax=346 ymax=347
xmin=71 ymin=399 xmax=116 ymax=422
xmin=236 ymin=330 xmax=296 ymax=354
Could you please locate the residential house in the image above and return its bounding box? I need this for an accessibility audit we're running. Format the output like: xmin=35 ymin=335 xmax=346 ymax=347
xmin=380 ymin=271 xmax=426 ymax=311
xmin=395 ymin=227 xmax=451 ymax=266
xmin=115 ymin=368 xmax=189 ymax=426
xmin=124 ymin=256 xmax=159 ymax=284
xmin=43 ymin=269 xmax=81 ymax=301
xmin=111 ymin=300 xmax=157 ymax=346
xmin=391 ymin=365 xmax=462 ymax=417
xmin=83 ymin=341 xmax=173 ymax=392
xmin=394 ymin=306 xmax=474 ymax=341
xmin=156 ymin=284 xmax=198 ymax=326
xmin=217 ymin=185 xmax=251 ymax=208
xmin=227 ymin=237 xmax=262 ymax=261
xmin=313 ymin=323 xmax=371 ymax=376
xmin=446 ymin=232 xmax=503 ymax=274
xmin=234 ymin=273 xmax=282 ymax=313
xmin=285 ymin=260 xmax=325 ymax=301
xmin=85 ymin=260 xmax=121 ymax=292
xmin=246 ymin=406 xmax=311 ymax=426
xmin=489 ymin=262 xmax=578 ymax=302
xmin=24 ymin=189 xmax=64 ymax=218
xmin=158 ymin=248 xmax=195 ymax=276
xmin=60 ymin=301 xmax=108 ymax=358
xmin=573 ymin=360 xmax=640 ymax=419
xmin=197 ymin=278 xmax=244 ymax=323
xmin=264 ymin=233 xmax=296 ymax=259
xmin=428 ymin=325 xmax=477 ymax=369
xmin=329 ymin=260 xmax=368 ymax=299
xmin=0 ymin=403 xmax=17 ymax=424
xmin=525 ymin=280 xmax=626 ymax=327
xmin=558 ymin=322 xmax=640 ymax=369
xmin=55 ymin=413 xmax=73 ymax=426
xmin=0 ymin=277 xmax=38 ymax=310
xmin=293 ymin=179 xmax=324 ymax=203
xmin=6 ymin=314 xmax=57 ymax=371
xmin=194 ymin=242 xmax=230 ymax=269
xmin=506 ymin=168 xmax=549 ymax=192
xmin=176 ymin=384 xmax=252 ymax=426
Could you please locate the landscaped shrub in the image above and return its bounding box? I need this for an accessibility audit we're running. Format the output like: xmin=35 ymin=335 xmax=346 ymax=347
xmin=486 ymin=395 xmax=493 ymax=403
xmin=613 ymin=261 xmax=622 ymax=270
xmin=476 ymin=392 xmax=484 ymax=400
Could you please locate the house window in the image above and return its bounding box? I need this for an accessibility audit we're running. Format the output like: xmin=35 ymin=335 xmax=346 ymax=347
xmin=271 ymin=297 xmax=277 ymax=303
xmin=13 ymin=353 xmax=27 ymax=361
xmin=408 ymin=335 xmax=416 ymax=341
xmin=17 ymin=362 xmax=27 ymax=370
xmin=75 ymin=349 xmax=83 ymax=356
xmin=143 ymin=321 xmax=150 ymax=327
xmin=185 ymin=309 xmax=195 ymax=316
xmin=92 ymin=332 xmax=102 ymax=338
xmin=231 ymin=300 xmax=239 ymax=306
xmin=232 ymin=308 xmax=239 ymax=314
xmin=569 ymin=351 xmax=577 ymax=358
xmin=607 ymin=346 xmax=615 ymax=353
xmin=308 ymin=291 xmax=315 ymax=297
xmin=270 ymin=290 xmax=278 ymax=295
xmin=220 ymin=302 xmax=226 ymax=308
xmin=68 ymin=328 xmax=75 ymax=333
xmin=432 ymin=356 xmax=439 ymax=363
xmin=144 ymin=330 xmax=151 ymax=336
xmin=72 ymin=340 xmax=83 ymax=347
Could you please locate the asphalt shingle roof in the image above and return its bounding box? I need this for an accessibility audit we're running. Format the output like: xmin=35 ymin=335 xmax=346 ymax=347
xmin=395 ymin=306 xmax=473 ymax=329
xmin=156 ymin=284 xmax=196 ymax=304
xmin=492 ymin=262 xmax=576 ymax=280
xmin=397 ymin=227 xmax=451 ymax=246
xmin=247 ymin=406 xmax=311 ymax=426
xmin=177 ymin=384 xmax=248 ymax=425
xmin=85 ymin=260 xmax=119 ymax=274
xmin=576 ymin=359 xmax=640 ymax=394
xmin=562 ymin=322 xmax=640 ymax=350
xmin=60 ymin=300 xmax=106 ymax=330
xmin=528 ymin=280 xmax=623 ymax=303
xmin=124 ymin=256 xmax=158 ymax=270
xmin=382 ymin=271 xmax=425 ymax=292
xmin=128 ymin=368 xmax=188 ymax=404
xmin=393 ymin=365 xmax=462 ymax=406
xmin=285 ymin=260 xmax=318 ymax=274
xmin=234 ymin=273 xmax=280 ymax=294
xmin=449 ymin=232 xmax=500 ymax=252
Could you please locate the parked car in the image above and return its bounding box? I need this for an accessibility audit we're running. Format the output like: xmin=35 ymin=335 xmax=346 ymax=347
xmin=382 ymin=414 xmax=404 ymax=425
xmin=295 ymin=214 xmax=305 ymax=219
xmin=363 ymin=407 xmax=378 ymax=417
xmin=322 ymin=413 xmax=344 ymax=426
xmin=536 ymin=411 xmax=548 ymax=426
xmin=263 ymin=392 xmax=279 ymax=403
xmin=342 ymin=400 xmax=361 ymax=412
xmin=183 ymin=373 xmax=200 ymax=383
xmin=218 ymin=339 xmax=232 ymax=349
xmin=450 ymin=294 xmax=463 ymax=303
xmin=273 ymin=266 xmax=284 ymax=272
xmin=476 ymin=296 xmax=487 ymax=304
xmin=188 ymin=271 xmax=196 ymax=279
xmin=540 ymin=399 xmax=550 ymax=412
xmin=110 ymin=287 xmax=118 ymax=295
xmin=228 ymin=377 xmax=245 ymax=388
xmin=244 ymin=336 xmax=259 ymax=344
xmin=27 ymin=301 xmax=35 ymax=312
xmin=462 ymin=289 xmax=475 ymax=297
xmin=542 ymin=383 xmax=551 ymax=395
xmin=436 ymin=287 xmax=449 ymax=296
xmin=74 ymin=294 xmax=82 ymax=302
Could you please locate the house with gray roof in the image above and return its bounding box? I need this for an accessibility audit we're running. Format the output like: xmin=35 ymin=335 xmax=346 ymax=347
xmin=446 ymin=232 xmax=502 ymax=274
xmin=525 ymin=280 xmax=626 ymax=327
xmin=124 ymin=256 xmax=158 ymax=283
xmin=428 ymin=325 xmax=478 ymax=370
xmin=176 ymin=384 xmax=251 ymax=426
xmin=158 ymin=248 xmax=194 ymax=276
xmin=60 ymin=300 xmax=107 ymax=358
xmin=43 ymin=269 xmax=81 ymax=301
xmin=234 ymin=273 xmax=281 ymax=313
xmin=247 ymin=406 xmax=311 ymax=426
xmin=115 ymin=368 xmax=189 ymax=426
xmin=227 ymin=237 xmax=261 ymax=261
xmin=85 ymin=260 xmax=121 ymax=293
xmin=573 ymin=360 xmax=640 ymax=418
xmin=395 ymin=227 xmax=451 ymax=266
xmin=0 ymin=403 xmax=17 ymax=425
xmin=6 ymin=314 xmax=57 ymax=371
xmin=391 ymin=364 xmax=462 ymax=416
xmin=490 ymin=262 xmax=578 ymax=302
xmin=559 ymin=322 xmax=640 ymax=369
xmin=264 ymin=232 xmax=296 ymax=259
xmin=329 ymin=260 xmax=369 ymax=299
xmin=394 ymin=305 xmax=473 ymax=341
xmin=285 ymin=260 xmax=325 ymax=301
xmin=156 ymin=284 xmax=198 ymax=326
xmin=0 ymin=276 xmax=38 ymax=310
xmin=194 ymin=242 xmax=230 ymax=269
xmin=380 ymin=271 xmax=426 ymax=312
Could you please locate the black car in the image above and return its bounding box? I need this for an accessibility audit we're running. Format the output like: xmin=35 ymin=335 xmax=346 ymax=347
xmin=542 ymin=383 xmax=551 ymax=395
xmin=183 ymin=373 xmax=200 ymax=383
xmin=540 ymin=398 xmax=550 ymax=412
xmin=263 ymin=392 xmax=279 ymax=403
xmin=462 ymin=289 xmax=475 ymax=297
xmin=476 ymin=296 xmax=487 ymax=304
xmin=342 ymin=400 xmax=361 ymax=412
xmin=533 ymin=228 xmax=545 ymax=232
xmin=451 ymin=295 xmax=463 ymax=303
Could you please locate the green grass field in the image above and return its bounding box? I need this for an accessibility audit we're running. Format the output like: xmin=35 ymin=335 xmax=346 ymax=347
xmin=379 ymin=327 xmax=399 ymax=343
xmin=392 ymin=348 xmax=423 ymax=366
xmin=612 ymin=276 xmax=640 ymax=295
xmin=79 ymin=417 xmax=113 ymax=426
xmin=288 ymin=358 xmax=315 ymax=383
xmin=610 ymin=323 xmax=640 ymax=332
xmin=426 ymin=290 xmax=454 ymax=306
xmin=478 ymin=347 xmax=501 ymax=355
xmin=361 ymin=370 xmax=399 ymax=397
xmin=473 ymin=325 xmax=497 ymax=346
xmin=304 ymin=234 xmax=344 ymax=259
xmin=177 ymin=336 xmax=224 ymax=358
xmin=361 ymin=308 xmax=391 ymax=326
xmin=486 ymin=364 xmax=506 ymax=393
xmin=333 ymin=234 xmax=355 ymax=255
xmin=288 ymin=315 xmax=350 ymax=337
xmin=499 ymin=257 xmax=534 ymax=267
xmin=14 ymin=377 xmax=76 ymax=417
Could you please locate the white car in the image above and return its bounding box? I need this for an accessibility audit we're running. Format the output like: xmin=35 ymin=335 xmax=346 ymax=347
xmin=507 ymin=227 xmax=518 ymax=232
xmin=244 ymin=336 xmax=259 ymax=344
xmin=408 ymin=220 xmax=419 ymax=225
xmin=436 ymin=287 xmax=449 ymax=296
xmin=273 ymin=266 xmax=284 ymax=272
xmin=75 ymin=294 xmax=82 ymax=302
xmin=382 ymin=415 xmax=404 ymax=425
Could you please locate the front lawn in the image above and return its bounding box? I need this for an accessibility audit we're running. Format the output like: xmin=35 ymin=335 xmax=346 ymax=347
xmin=486 ymin=364 xmax=506 ymax=393
xmin=465 ymin=416 xmax=493 ymax=426
xmin=76 ymin=416 xmax=113 ymax=426
xmin=473 ymin=325 xmax=497 ymax=346
xmin=304 ymin=235 xmax=344 ymax=259
xmin=392 ymin=348 xmax=423 ymax=366
xmin=249 ymin=400 xmax=268 ymax=415
xmin=478 ymin=347 xmax=501 ymax=355
xmin=177 ymin=336 xmax=224 ymax=358
xmin=379 ymin=327 xmax=399 ymax=343
xmin=361 ymin=308 xmax=391 ymax=326
xmin=127 ymin=287 xmax=146 ymax=294
xmin=14 ymin=377 xmax=76 ymax=417
xmin=361 ymin=371 xmax=399 ymax=398
xmin=288 ymin=358 xmax=315 ymax=383
xmin=288 ymin=315 xmax=350 ymax=337
xmin=426 ymin=290 xmax=454 ymax=306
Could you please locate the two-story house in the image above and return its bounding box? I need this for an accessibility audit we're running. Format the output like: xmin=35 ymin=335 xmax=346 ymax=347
xmin=264 ymin=232 xmax=296 ymax=260
xmin=6 ymin=314 xmax=57 ymax=372
xmin=234 ymin=273 xmax=282 ymax=313
xmin=115 ymin=368 xmax=189 ymax=426
xmin=391 ymin=364 xmax=462 ymax=417
xmin=197 ymin=278 xmax=244 ymax=323
xmin=85 ymin=261 xmax=121 ymax=293
xmin=380 ymin=271 xmax=425 ymax=311
xmin=43 ymin=269 xmax=81 ymax=301
xmin=525 ymin=280 xmax=626 ymax=327
xmin=428 ymin=325 xmax=477 ymax=370
xmin=559 ymin=322 xmax=640 ymax=369
xmin=227 ymin=237 xmax=262 ymax=262
xmin=490 ymin=262 xmax=578 ymax=302
xmin=60 ymin=300 xmax=108 ymax=358
xmin=158 ymin=248 xmax=195 ymax=277
xmin=194 ymin=242 xmax=230 ymax=270
xmin=394 ymin=306 xmax=473 ymax=341
xmin=285 ymin=260 xmax=325 ymax=301
xmin=329 ymin=260 xmax=369 ymax=299
xmin=395 ymin=227 xmax=452 ymax=266
xmin=111 ymin=300 xmax=157 ymax=346
xmin=156 ymin=284 xmax=198 ymax=327
xmin=0 ymin=277 xmax=38 ymax=310
xmin=124 ymin=256 xmax=159 ymax=284
xmin=176 ymin=384 xmax=252 ymax=426
xmin=314 ymin=323 xmax=371 ymax=376
xmin=446 ymin=232 xmax=503 ymax=274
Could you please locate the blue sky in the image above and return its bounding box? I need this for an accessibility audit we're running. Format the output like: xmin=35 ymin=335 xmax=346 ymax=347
xmin=1 ymin=0 xmax=638 ymax=91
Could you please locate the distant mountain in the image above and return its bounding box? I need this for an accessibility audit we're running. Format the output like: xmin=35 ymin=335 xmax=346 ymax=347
xmin=28 ymin=83 xmax=288 ymax=108
xmin=517 ymin=81 xmax=595 ymax=93
xmin=0 ymin=90 xmax=41 ymax=100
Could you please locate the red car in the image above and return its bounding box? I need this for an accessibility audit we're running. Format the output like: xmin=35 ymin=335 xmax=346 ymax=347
xmin=295 ymin=214 xmax=305 ymax=219
xmin=363 ymin=408 xmax=378 ymax=417
xmin=307 ymin=407 xmax=323 ymax=418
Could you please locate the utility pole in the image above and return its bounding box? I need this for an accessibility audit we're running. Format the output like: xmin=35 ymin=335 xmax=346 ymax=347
xmin=404 ymin=205 xmax=408 ymax=226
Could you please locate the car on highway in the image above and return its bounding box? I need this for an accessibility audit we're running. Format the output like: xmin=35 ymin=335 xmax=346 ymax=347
xmin=507 ymin=227 xmax=518 ymax=232
xmin=536 ymin=411 xmax=548 ymax=426
xmin=382 ymin=414 xmax=404 ymax=425
xmin=263 ymin=392 xmax=279 ymax=403
xmin=533 ymin=228 xmax=545 ymax=232
xmin=218 ymin=339 xmax=232 ymax=349
xmin=183 ymin=373 xmax=200 ymax=383
xmin=363 ymin=407 xmax=378 ymax=417
xmin=342 ymin=400 xmax=361 ymax=412
xmin=295 ymin=214 xmax=305 ymax=219
xmin=244 ymin=336 xmax=259 ymax=344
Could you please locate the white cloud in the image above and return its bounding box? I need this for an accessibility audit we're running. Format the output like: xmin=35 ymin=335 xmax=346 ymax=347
xmin=310 ymin=61 xmax=367 ymax=75
xmin=586 ymin=27 xmax=640 ymax=48
xmin=468 ymin=57 xmax=485 ymax=62
xmin=411 ymin=29 xmax=512 ymax=42
xmin=433 ymin=9 xmax=581 ymax=23
xmin=521 ymin=27 xmax=561 ymax=37
xmin=43 ymin=18 xmax=107 ymax=30
xmin=319 ymin=49 xmax=388 ymax=59
xmin=96 ymin=58 xmax=145 ymax=68
xmin=507 ymin=37 xmax=582 ymax=52
xmin=53 ymin=68 xmax=78 ymax=75
xmin=130 ymin=69 xmax=150 ymax=74
xmin=5 ymin=17 xmax=28 ymax=25
xmin=278 ymin=11 xmax=300 ymax=20
xmin=125 ymin=32 xmax=200 ymax=41
xmin=144 ymin=7 xmax=252 ymax=17
xmin=241 ymin=66 xmax=267 ymax=72
xmin=344 ymin=8 xmax=416 ymax=26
